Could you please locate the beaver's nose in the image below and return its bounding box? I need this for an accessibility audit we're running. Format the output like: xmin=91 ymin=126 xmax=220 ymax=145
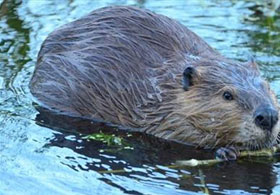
xmin=254 ymin=107 xmax=279 ymax=132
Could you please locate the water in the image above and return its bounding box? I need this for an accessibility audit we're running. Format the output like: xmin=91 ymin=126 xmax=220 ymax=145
xmin=0 ymin=0 xmax=280 ymax=194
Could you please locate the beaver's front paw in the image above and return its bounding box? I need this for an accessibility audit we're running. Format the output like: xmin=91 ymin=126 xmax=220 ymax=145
xmin=215 ymin=147 xmax=240 ymax=161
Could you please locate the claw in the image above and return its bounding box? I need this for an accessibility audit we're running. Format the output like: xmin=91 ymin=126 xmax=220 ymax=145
xmin=215 ymin=146 xmax=240 ymax=161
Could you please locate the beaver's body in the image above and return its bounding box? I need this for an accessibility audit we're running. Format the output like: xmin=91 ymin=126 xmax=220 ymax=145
xmin=30 ymin=6 xmax=279 ymax=150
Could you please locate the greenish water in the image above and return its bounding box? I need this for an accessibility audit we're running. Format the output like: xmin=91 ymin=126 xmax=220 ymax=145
xmin=0 ymin=0 xmax=280 ymax=194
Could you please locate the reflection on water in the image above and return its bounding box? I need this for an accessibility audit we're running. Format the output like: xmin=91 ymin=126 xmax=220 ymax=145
xmin=0 ymin=0 xmax=280 ymax=194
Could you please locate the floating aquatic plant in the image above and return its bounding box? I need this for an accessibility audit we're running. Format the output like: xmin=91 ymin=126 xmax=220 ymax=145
xmin=84 ymin=132 xmax=133 ymax=150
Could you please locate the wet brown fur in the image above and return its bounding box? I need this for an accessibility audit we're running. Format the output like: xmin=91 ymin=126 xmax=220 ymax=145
xmin=30 ymin=6 xmax=280 ymax=149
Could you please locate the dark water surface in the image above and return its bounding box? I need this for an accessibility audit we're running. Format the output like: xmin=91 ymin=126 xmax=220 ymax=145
xmin=1 ymin=0 xmax=280 ymax=194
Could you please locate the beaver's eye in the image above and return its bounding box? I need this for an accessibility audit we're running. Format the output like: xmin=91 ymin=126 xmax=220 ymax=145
xmin=223 ymin=91 xmax=233 ymax=101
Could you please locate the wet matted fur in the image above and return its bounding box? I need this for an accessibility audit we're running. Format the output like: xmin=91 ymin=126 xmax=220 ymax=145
xmin=30 ymin=6 xmax=280 ymax=149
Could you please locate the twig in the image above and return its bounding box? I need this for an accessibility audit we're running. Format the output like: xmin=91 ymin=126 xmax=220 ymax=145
xmin=175 ymin=145 xmax=280 ymax=167
xmin=97 ymin=146 xmax=280 ymax=174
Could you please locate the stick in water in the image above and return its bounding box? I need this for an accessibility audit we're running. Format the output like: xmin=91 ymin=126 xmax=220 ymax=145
xmin=175 ymin=145 xmax=280 ymax=167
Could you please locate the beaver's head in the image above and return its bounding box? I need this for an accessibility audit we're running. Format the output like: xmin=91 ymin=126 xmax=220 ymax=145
xmin=175 ymin=57 xmax=279 ymax=149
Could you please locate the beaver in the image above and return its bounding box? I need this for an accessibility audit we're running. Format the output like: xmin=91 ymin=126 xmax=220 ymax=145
xmin=30 ymin=6 xmax=280 ymax=160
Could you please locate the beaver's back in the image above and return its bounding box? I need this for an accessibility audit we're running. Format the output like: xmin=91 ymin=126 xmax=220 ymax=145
xmin=30 ymin=6 xmax=219 ymax=128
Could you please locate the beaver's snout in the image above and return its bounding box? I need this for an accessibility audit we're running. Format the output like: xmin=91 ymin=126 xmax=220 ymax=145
xmin=254 ymin=106 xmax=279 ymax=132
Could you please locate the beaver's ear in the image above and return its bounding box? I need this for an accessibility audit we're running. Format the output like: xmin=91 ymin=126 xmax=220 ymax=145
xmin=183 ymin=66 xmax=196 ymax=91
